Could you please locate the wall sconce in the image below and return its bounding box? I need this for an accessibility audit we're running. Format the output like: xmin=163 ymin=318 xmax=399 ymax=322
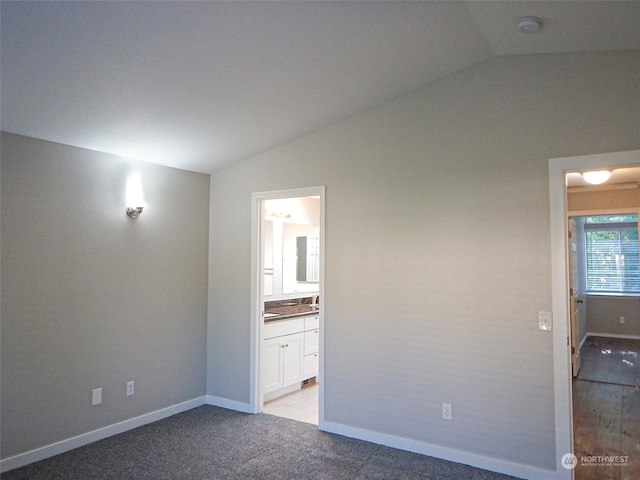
xmin=126 ymin=206 xmax=144 ymax=218
xmin=126 ymin=172 xmax=145 ymax=219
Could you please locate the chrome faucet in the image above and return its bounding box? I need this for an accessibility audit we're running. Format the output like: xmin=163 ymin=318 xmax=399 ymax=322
xmin=311 ymin=293 xmax=319 ymax=307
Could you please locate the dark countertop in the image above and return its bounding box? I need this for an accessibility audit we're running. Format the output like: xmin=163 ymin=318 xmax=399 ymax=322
xmin=264 ymin=304 xmax=319 ymax=322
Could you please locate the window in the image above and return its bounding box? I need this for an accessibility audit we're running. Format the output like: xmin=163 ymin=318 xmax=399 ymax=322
xmin=585 ymin=215 xmax=639 ymax=294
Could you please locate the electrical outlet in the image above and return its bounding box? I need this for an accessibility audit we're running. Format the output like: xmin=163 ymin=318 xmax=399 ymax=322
xmin=126 ymin=381 xmax=134 ymax=396
xmin=442 ymin=403 xmax=452 ymax=420
xmin=92 ymin=387 xmax=102 ymax=406
xmin=620 ymin=316 xmax=625 ymax=324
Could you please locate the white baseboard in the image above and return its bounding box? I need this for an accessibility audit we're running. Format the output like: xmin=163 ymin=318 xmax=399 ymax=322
xmin=587 ymin=332 xmax=640 ymax=340
xmin=321 ymin=421 xmax=560 ymax=480
xmin=206 ymin=395 xmax=253 ymax=413
xmin=2 ymin=397 xmax=565 ymax=479
xmin=0 ymin=396 xmax=206 ymax=474
xmin=579 ymin=333 xmax=588 ymax=350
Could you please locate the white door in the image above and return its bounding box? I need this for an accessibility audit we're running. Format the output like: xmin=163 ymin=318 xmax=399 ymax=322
xmin=568 ymin=220 xmax=581 ymax=377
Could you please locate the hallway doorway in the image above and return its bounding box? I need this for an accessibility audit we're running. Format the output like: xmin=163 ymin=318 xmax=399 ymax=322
xmin=565 ymin=186 xmax=640 ymax=479
xmin=550 ymin=149 xmax=640 ymax=479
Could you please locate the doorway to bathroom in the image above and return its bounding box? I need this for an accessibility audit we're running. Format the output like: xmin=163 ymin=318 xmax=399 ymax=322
xmin=250 ymin=186 xmax=325 ymax=427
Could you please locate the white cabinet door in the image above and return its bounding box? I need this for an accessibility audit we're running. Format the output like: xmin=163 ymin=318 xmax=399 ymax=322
xmin=264 ymin=318 xmax=304 ymax=340
xmin=302 ymin=315 xmax=319 ymax=380
xmin=303 ymin=352 xmax=319 ymax=379
xmin=304 ymin=315 xmax=319 ymax=330
xmin=282 ymin=333 xmax=304 ymax=387
xmin=263 ymin=336 xmax=284 ymax=394
xmin=264 ymin=332 xmax=304 ymax=393
xmin=304 ymin=329 xmax=319 ymax=355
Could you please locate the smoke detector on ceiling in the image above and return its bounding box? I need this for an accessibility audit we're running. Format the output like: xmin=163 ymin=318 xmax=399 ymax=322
xmin=517 ymin=16 xmax=543 ymax=33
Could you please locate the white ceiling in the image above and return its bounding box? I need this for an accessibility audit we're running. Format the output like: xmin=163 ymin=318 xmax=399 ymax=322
xmin=2 ymin=1 xmax=639 ymax=174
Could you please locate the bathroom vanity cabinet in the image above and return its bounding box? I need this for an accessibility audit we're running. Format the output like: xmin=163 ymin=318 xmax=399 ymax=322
xmin=263 ymin=314 xmax=319 ymax=401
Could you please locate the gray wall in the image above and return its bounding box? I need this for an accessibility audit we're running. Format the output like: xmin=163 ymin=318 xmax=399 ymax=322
xmin=1 ymin=133 xmax=210 ymax=459
xmin=207 ymin=51 xmax=640 ymax=471
xmin=587 ymin=296 xmax=640 ymax=337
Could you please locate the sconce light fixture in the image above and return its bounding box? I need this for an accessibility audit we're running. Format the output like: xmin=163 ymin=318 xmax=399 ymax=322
xmin=126 ymin=206 xmax=144 ymax=218
xmin=126 ymin=172 xmax=145 ymax=219
xmin=582 ymin=170 xmax=611 ymax=185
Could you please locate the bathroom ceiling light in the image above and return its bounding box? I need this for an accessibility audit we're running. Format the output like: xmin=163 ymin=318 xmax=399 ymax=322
xmin=517 ymin=16 xmax=543 ymax=33
xmin=265 ymin=210 xmax=291 ymax=219
xmin=582 ymin=170 xmax=611 ymax=185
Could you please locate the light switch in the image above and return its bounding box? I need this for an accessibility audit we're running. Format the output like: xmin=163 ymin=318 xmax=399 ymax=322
xmin=538 ymin=311 xmax=552 ymax=331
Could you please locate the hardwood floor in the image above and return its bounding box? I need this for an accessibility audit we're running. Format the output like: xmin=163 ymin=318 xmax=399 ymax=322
xmin=578 ymin=337 xmax=640 ymax=387
xmin=573 ymin=337 xmax=640 ymax=480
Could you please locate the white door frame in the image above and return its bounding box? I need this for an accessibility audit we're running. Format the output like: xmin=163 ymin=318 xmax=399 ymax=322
xmin=549 ymin=149 xmax=640 ymax=479
xmin=249 ymin=186 xmax=325 ymax=424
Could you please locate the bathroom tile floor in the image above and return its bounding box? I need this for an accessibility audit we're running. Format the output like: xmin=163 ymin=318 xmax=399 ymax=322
xmin=263 ymin=382 xmax=318 ymax=425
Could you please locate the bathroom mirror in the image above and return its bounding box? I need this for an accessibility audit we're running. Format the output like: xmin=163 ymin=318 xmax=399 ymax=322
xmin=282 ymin=223 xmax=319 ymax=294
xmin=264 ymin=196 xmax=320 ymax=298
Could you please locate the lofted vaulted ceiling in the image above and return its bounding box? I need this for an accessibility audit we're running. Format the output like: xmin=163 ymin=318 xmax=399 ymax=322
xmin=2 ymin=1 xmax=639 ymax=174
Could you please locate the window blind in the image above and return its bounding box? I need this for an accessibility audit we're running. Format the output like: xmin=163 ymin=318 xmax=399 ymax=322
xmin=585 ymin=225 xmax=640 ymax=294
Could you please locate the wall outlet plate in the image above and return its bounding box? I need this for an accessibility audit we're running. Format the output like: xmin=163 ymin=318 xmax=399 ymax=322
xmin=442 ymin=402 xmax=452 ymax=420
